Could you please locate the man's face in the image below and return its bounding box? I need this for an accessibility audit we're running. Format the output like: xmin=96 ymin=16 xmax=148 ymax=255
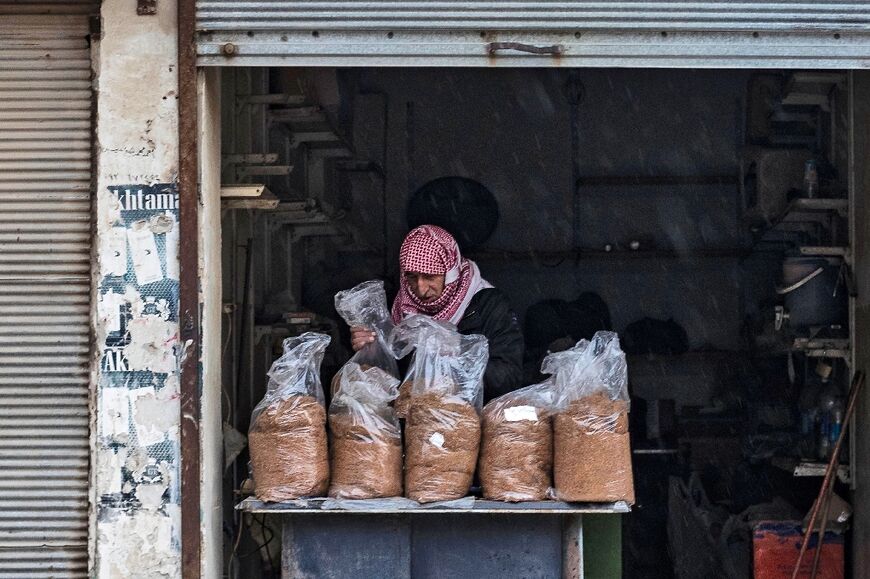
xmin=404 ymin=271 xmax=445 ymax=302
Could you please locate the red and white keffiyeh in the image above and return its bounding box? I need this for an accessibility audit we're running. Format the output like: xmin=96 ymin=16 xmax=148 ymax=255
xmin=391 ymin=225 xmax=492 ymax=325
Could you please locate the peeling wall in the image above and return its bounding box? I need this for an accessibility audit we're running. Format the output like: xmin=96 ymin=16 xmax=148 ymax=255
xmin=92 ymin=1 xmax=182 ymax=577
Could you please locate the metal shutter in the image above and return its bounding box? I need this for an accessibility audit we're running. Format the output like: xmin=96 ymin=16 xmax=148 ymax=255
xmin=196 ymin=1 xmax=870 ymax=67
xmin=0 ymin=8 xmax=93 ymax=579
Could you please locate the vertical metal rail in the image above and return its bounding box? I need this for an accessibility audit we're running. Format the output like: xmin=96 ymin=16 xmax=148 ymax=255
xmin=178 ymin=0 xmax=201 ymax=576
xmin=847 ymin=71 xmax=858 ymax=490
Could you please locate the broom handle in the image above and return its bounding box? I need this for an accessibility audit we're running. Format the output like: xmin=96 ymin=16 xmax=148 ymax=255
xmin=791 ymin=371 xmax=864 ymax=579
xmin=810 ymin=475 xmax=835 ymax=579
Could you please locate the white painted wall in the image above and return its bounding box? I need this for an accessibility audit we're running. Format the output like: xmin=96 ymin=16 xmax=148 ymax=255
xmin=92 ymin=1 xmax=182 ymax=577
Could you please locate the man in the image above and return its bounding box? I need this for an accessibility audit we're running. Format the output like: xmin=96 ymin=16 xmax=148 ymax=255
xmin=351 ymin=225 xmax=524 ymax=401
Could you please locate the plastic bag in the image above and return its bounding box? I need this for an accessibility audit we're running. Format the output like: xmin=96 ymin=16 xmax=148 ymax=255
xmin=390 ymin=315 xmax=487 ymax=410
xmin=332 ymin=280 xmax=398 ymax=395
xmin=320 ymin=496 xmax=476 ymax=511
xmin=550 ymin=331 xmax=635 ymax=503
xmin=479 ymin=380 xmax=557 ymax=502
xmin=248 ymin=332 xmax=331 ymax=502
xmin=390 ymin=315 xmax=488 ymax=503
xmin=328 ymin=361 xmax=402 ymax=499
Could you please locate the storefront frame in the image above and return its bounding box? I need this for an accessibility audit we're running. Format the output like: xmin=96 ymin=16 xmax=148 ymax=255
xmin=181 ymin=3 xmax=870 ymax=577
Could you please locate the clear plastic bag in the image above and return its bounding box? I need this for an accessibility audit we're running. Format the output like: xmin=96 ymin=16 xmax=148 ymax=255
xmin=479 ymin=380 xmax=557 ymax=502
xmin=328 ymin=361 xmax=403 ymax=499
xmin=549 ymin=331 xmax=635 ymax=503
xmin=390 ymin=315 xmax=488 ymax=503
xmin=248 ymin=332 xmax=331 ymax=502
xmin=320 ymin=495 xmax=476 ymax=511
xmin=332 ymin=280 xmax=398 ymax=395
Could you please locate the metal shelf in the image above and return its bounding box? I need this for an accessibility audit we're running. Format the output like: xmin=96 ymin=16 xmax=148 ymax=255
xmin=787 ymin=198 xmax=848 ymax=214
xmin=749 ymin=198 xmax=848 ymax=254
xmin=793 ymin=461 xmax=850 ymax=484
xmin=237 ymin=497 xmax=631 ymax=515
xmin=221 ymin=189 xmax=280 ymax=210
xmin=792 ymin=336 xmax=850 ymax=361
xmin=770 ymin=457 xmax=851 ymax=483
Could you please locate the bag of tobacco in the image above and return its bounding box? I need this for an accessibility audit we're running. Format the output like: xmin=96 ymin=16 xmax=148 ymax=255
xmin=390 ymin=315 xmax=488 ymax=503
xmin=328 ymin=361 xmax=403 ymax=499
xmin=550 ymin=331 xmax=635 ymax=503
xmin=479 ymin=379 xmax=558 ymax=502
xmin=248 ymin=332 xmax=331 ymax=502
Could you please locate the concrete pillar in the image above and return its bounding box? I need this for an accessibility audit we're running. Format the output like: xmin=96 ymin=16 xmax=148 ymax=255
xmin=91 ymin=1 xmax=182 ymax=576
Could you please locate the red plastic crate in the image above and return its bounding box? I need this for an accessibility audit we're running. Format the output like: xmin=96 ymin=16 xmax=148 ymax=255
xmin=753 ymin=521 xmax=844 ymax=579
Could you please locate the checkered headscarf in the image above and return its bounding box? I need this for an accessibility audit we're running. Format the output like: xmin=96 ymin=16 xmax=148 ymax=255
xmin=391 ymin=225 xmax=491 ymax=324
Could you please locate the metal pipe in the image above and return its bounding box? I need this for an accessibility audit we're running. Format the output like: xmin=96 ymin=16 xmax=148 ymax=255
xmin=235 ymin=240 xmax=254 ymax=422
xmin=810 ymin=474 xmax=835 ymax=579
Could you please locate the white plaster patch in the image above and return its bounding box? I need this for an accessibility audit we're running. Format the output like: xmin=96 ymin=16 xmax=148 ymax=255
xmin=132 ymin=460 xmax=171 ymax=510
xmin=96 ymin=446 xmax=127 ymax=495
xmin=124 ymin=447 xmax=150 ymax=476
xmin=98 ymin=291 xmax=127 ymax=335
xmin=96 ymin=287 xmax=143 ymax=347
xmin=136 ymin=483 xmax=166 ymax=509
xmin=162 ymin=373 xmax=180 ymax=397
xmin=131 ymin=386 xmax=179 ymax=445
xmin=126 ymin=315 xmax=178 ymax=373
xmin=127 ymin=291 xmax=168 ymax=319
xmin=148 ymin=212 xmax=174 ymax=234
xmin=98 ymin=508 xmax=180 ymax=578
xmin=100 ymin=388 xmax=129 ymax=444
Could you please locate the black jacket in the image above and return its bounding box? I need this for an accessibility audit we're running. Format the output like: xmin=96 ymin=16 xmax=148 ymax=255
xmin=456 ymin=288 xmax=524 ymax=402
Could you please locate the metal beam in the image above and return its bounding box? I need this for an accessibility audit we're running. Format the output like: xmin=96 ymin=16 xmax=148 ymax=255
xmin=178 ymin=0 xmax=201 ymax=576
xmin=197 ymin=29 xmax=870 ymax=69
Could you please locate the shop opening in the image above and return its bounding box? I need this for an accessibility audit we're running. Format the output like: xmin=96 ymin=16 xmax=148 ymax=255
xmin=215 ymin=67 xmax=857 ymax=578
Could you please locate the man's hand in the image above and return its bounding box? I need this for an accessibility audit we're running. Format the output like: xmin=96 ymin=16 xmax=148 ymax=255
xmin=350 ymin=326 xmax=377 ymax=352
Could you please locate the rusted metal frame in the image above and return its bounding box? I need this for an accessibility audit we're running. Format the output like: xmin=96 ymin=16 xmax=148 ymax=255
xmin=178 ymin=0 xmax=201 ymax=576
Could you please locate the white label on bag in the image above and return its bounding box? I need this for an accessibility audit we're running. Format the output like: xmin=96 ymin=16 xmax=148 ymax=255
xmin=429 ymin=432 xmax=445 ymax=448
xmin=504 ymin=405 xmax=539 ymax=422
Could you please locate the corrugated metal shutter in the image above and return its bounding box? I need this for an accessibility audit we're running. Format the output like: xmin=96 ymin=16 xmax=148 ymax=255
xmin=0 ymin=1 xmax=99 ymax=15
xmin=0 ymin=8 xmax=93 ymax=579
xmin=196 ymin=1 xmax=870 ymax=67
